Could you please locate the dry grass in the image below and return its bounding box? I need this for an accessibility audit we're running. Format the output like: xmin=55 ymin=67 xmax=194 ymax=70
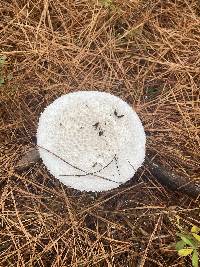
xmin=0 ymin=0 xmax=200 ymax=266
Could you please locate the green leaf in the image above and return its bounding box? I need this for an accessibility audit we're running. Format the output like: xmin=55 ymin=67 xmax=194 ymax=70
xmin=192 ymin=233 xmax=200 ymax=242
xmin=192 ymin=250 xmax=199 ymax=267
xmin=0 ymin=55 xmax=6 ymax=66
xmin=7 ymin=73 xmax=13 ymax=81
xmin=100 ymin=0 xmax=113 ymax=8
xmin=176 ymin=240 xmax=185 ymax=250
xmin=177 ymin=233 xmax=196 ymax=248
xmin=178 ymin=248 xmax=193 ymax=256
xmin=191 ymin=226 xmax=200 ymax=234
xmin=0 ymin=77 xmax=4 ymax=86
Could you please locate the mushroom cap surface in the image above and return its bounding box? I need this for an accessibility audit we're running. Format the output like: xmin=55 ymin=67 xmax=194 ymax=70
xmin=37 ymin=91 xmax=146 ymax=192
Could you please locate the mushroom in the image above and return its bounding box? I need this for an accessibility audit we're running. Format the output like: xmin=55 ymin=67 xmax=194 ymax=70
xmin=36 ymin=91 xmax=146 ymax=192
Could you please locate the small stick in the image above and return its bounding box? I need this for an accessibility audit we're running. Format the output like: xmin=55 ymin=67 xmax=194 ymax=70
xmin=38 ymin=145 xmax=121 ymax=184
xmin=146 ymin=157 xmax=200 ymax=198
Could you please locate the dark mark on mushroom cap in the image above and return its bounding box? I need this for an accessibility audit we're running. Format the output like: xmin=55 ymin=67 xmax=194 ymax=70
xmin=99 ymin=130 xmax=104 ymax=136
xmin=114 ymin=109 xmax=124 ymax=118
xmin=93 ymin=122 xmax=99 ymax=129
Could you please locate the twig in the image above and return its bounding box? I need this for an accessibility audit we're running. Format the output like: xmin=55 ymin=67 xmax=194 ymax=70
xmin=36 ymin=145 xmax=121 ymax=185
xmin=137 ymin=215 xmax=162 ymax=267
xmin=146 ymin=157 xmax=200 ymax=198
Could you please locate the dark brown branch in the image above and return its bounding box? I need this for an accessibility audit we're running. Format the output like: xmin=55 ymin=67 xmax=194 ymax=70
xmin=146 ymin=157 xmax=200 ymax=198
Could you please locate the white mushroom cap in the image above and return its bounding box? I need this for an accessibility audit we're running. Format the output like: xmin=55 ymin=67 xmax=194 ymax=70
xmin=37 ymin=91 xmax=146 ymax=192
